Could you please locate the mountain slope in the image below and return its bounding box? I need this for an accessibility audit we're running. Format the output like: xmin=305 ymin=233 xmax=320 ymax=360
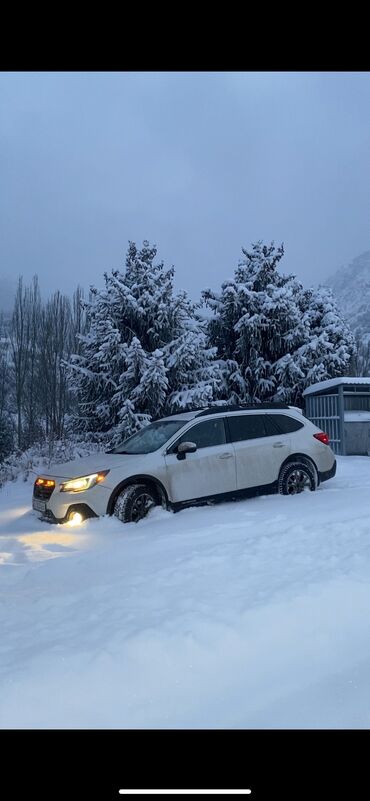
xmin=326 ymin=251 xmax=370 ymax=375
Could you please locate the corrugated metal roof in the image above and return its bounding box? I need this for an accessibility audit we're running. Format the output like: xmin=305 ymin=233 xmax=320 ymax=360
xmin=303 ymin=377 xmax=370 ymax=396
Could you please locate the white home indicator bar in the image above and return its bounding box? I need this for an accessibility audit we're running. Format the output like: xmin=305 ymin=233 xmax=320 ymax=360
xmin=119 ymin=790 xmax=252 ymax=795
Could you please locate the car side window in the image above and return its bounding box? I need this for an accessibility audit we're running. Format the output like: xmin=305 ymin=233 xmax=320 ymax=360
xmin=170 ymin=418 xmax=226 ymax=452
xmin=227 ymin=414 xmax=267 ymax=442
xmin=263 ymin=415 xmax=282 ymax=436
xmin=268 ymin=414 xmax=304 ymax=434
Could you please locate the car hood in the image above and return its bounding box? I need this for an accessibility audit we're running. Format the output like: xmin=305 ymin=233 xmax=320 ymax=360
xmin=35 ymin=452 xmax=149 ymax=480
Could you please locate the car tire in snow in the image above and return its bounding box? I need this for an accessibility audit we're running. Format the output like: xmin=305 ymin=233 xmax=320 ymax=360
xmin=278 ymin=460 xmax=317 ymax=495
xmin=113 ymin=483 xmax=158 ymax=523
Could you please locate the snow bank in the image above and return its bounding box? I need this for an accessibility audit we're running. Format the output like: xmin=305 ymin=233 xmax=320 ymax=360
xmin=1 ymin=457 xmax=370 ymax=728
xmin=0 ymin=437 xmax=107 ymax=488
xmin=344 ymin=411 xmax=370 ymax=422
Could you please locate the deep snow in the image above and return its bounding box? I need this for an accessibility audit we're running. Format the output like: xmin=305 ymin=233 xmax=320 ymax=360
xmin=1 ymin=457 xmax=370 ymax=728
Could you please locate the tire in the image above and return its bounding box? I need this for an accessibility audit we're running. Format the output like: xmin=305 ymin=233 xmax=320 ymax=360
xmin=113 ymin=483 xmax=158 ymax=523
xmin=278 ymin=460 xmax=317 ymax=496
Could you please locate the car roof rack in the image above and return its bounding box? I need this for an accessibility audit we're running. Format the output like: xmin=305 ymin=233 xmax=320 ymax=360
xmin=195 ymin=402 xmax=291 ymax=417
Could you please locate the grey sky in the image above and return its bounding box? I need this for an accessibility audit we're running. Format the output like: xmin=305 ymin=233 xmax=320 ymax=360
xmin=1 ymin=71 xmax=370 ymax=310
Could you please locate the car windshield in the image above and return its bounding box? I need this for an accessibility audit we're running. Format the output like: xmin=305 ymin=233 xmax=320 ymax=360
xmin=109 ymin=420 xmax=187 ymax=454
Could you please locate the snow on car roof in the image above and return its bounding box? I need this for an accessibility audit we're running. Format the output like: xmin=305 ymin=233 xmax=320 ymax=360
xmin=303 ymin=377 xmax=370 ymax=396
xmin=158 ymin=411 xmax=202 ymax=422
xmin=160 ymin=405 xmax=304 ymax=422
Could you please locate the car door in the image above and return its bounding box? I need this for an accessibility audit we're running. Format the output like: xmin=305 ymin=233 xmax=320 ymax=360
xmin=164 ymin=417 xmax=237 ymax=503
xmin=227 ymin=413 xmax=291 ymax=490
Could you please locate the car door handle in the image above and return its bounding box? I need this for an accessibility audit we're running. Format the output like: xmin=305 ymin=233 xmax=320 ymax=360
xmin=273 ymin=442 xmax=284 ymax=448
xmin=218 ymin=452 xmax=234 ymax=459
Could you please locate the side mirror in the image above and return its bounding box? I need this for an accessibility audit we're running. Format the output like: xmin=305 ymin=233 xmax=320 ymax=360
xmin=176 ymin=441 xmax=197 ymax=460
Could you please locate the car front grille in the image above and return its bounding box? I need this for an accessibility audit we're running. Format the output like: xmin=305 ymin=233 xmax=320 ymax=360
xmin=33 ymin=482 xmax=55 ymax=501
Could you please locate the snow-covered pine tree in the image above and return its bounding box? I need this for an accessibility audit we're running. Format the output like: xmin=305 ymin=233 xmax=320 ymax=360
xmin=108 ymin=241 xmax=176 ymax=353
xmin=66 ymin=286 xmax=125 ymax=433
xmin=203 ymin=242 xmax=308 ymax=403
xmin=162 ymin=289 xmax=220 ymax=412
xmin=131 ymin=347 xmax=168 ymax=419
xmin=203 ymin=241 xmax=356 ymax=406
xmin=66 ymin=241 xmax=220 ymax=441
xmin=111 ymin=399 xmax=151 ymax=446
xmin=296 ymin=285 xmax=356 ymax=390
xmin=0 ymin=316 xmax=14 ymax=461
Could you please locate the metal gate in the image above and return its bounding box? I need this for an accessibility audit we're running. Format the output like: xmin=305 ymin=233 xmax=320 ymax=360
xmin=304 ymin=393 xmax=342 ymax=455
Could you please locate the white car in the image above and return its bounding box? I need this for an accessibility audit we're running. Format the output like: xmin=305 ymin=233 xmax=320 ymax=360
xmin=32 ymin=403 xmax=337 ymax=525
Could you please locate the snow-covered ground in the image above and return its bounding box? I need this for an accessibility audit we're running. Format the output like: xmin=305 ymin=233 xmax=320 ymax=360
xmin=1 ymin=457 xmax=370 ymax=729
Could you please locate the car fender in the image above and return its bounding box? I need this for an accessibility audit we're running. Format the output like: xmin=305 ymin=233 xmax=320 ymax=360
xmin=106 ymin=474 xmax=169 ymax=515
xmin=279 ymin=452 xmax=319 ymax=483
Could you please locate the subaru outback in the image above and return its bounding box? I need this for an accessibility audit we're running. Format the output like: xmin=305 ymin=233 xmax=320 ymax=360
xmin=32 ymin=403 xmax=337 ymax=525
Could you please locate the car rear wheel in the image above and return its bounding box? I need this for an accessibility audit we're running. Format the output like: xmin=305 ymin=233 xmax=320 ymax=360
xmin=278 ymin=460 xmax=317 ymax=495
xmin=113 ymin=483 xmax=158 ymax=523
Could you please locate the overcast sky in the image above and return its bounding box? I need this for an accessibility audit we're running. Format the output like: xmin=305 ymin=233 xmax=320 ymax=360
xmin=1 ymin=71 xmax=370 ymax=310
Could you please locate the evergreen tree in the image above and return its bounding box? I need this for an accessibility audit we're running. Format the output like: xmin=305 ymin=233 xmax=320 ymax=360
xmin=66 ymin=241 xmax=220 ymax=440
xmin=0 ymin=414 xmax=14 ymax=462
xmin=112 ymin=399 xmax=150 ymax=446
xmin=67 ymin=288 xmax=125 ymax=433
xmin=0 ymin=314 xmax=14 ymax=461
xmin=132 ymin=349 xmax=168 ymax=418
xmin=204 ymin=242 xmax=306 ymax=402
xmin=203 ymin=241 xmax=355 ymax=406
xmin=296 ymin=285 xmax=356 ymax=390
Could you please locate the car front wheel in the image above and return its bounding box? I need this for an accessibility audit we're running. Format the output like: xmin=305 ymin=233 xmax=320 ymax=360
xmin=113 ymin=483 xmax=158 ymax=523
xmin=278 ymin=460 xmax=317 ymax=495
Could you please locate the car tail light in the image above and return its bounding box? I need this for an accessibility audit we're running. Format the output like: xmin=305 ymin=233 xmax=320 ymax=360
xmin=313 ymin=432 xmax=330 ymax=445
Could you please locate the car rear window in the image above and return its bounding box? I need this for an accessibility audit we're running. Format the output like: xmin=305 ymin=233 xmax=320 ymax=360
xmin=227 ymin=414 xmax=268 ymax=442
xmin=267 ymin=414 xmax=304 ymax=434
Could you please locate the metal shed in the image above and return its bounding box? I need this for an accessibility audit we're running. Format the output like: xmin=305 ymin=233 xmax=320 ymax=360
xmin=303 ymin=377 xmax=370 ymax=456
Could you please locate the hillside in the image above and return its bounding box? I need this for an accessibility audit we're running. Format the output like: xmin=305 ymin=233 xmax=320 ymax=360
xmin=326 ymin=251 xmax=370 ymax=375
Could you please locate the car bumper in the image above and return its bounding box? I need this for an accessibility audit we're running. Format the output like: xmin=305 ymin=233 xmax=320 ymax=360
xmin=35 ymin=503 xmax=99 ymax=524
xmin=32 ymin=484 xmax=111 ymax=523
xmin=318 ymin=459 xmax=337 ymax=483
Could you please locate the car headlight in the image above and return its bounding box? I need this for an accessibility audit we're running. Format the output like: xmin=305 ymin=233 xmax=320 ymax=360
xmin=60 ymin=470 xmax=110 ymax=493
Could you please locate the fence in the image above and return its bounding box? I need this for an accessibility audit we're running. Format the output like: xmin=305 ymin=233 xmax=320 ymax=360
xmin=304 ymin=393 xmax=342 ymax=455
